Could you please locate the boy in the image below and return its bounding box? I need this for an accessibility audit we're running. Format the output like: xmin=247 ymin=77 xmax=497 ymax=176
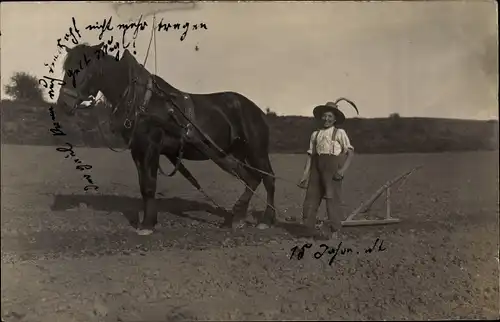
xmin=298 ymin=101 xmax=355 ymax=240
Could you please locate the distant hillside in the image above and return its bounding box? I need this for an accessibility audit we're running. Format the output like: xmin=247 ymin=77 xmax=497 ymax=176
xmin=1 ymin=100 xmax=498 ymax=154
xmin=265 ymin=113 xmax=499 ymax=154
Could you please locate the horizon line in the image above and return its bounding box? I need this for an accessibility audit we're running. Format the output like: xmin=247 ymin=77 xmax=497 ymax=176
xmin=0 ymin=99 xmax=498 ymax=123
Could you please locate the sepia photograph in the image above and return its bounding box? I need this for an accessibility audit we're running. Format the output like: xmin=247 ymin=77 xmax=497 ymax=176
xmin=1 ymin=0 xmax=498 ymax=321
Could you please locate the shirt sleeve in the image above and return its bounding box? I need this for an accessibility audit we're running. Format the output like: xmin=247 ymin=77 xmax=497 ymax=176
xmin=307 ymin=131 xmax=316 ymax=155
xmin=337 ymin=129 xmax=354 ymax=153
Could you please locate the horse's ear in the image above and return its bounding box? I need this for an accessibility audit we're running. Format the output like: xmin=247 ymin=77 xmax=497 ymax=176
xmin=64 ymin=46 xmax=70 ymax=53
xmin=94 ymin=42 xmax=104 ymax=50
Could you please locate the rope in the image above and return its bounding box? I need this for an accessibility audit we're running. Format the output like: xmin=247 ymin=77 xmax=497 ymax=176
xmin=143 ymin=14 xmax=155 ymax=67
xmin=153 ymin=14 xmax=158 ymax=75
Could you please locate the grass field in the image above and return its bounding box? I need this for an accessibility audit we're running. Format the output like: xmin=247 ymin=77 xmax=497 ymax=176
xmin=1 ymin=100 xmax=498 ymax=154
xmin=1 ymin=144 xmax=499 ymax=321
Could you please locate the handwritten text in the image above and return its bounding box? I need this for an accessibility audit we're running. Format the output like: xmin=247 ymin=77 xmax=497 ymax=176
xmin=39 ymin=76 xmax=66 ymax=100
xmin=41 ymin=18 xmax=99 ymax=192
xmin=157 ymin=19 xmax=208 ymax=41
xmin=85 ymin=15 xmax=148 ymax=57
xmin=56 ymin=142 xmax=99 ymax=192
xmin=289 ymin=238 xmax=387 ymax=266
xmin=48 ymin=107 xmax=67 ymax=136
xmin=57 ymin=17 xmax=82 ymax=51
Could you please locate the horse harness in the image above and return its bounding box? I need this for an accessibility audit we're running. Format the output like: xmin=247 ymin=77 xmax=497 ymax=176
xmin=115 ymin=68 xmax=196 ymax=176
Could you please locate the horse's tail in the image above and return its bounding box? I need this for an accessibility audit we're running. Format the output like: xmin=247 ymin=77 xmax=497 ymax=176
xmin=241 ymin=99 xmax=270 ymax=154
xmin=236 ymin=94 xmax=272 ymax=169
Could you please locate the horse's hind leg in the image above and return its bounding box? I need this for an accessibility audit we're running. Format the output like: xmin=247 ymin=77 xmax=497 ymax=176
xmin=189 ymin=141 xmax=260 ymax=228
xmin=228 ymin=153 xmax=262 ymax=228
xmin=246 ymin=153 xmax=276 ymax=228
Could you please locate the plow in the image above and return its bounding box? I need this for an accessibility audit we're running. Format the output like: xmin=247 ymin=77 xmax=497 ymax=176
xmin=341 ymin=165 xmax=422 ymax=227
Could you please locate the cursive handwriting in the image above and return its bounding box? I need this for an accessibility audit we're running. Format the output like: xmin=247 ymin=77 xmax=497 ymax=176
xmin=56 ymin=17 xmax=82 ymax=51
xmin=65 ymin=52 xmax=92 ymax=88
xmin=101 ymin=34 xmax=121 ymax=61
xmin=84 ymin=15 xmax=148 ymax=57
xmin=44 ymin=53 xmax=60 ymax=74
xmin=85 ymin=16 xmax=122 ymax=60
xmin=157 ymin=20 xmax=208 ymax=41
xmin=45 ymin=18 xmax=80 ymax=76
xmin=64 ymin=36 xmax=123 ymax=90
xmin=50 ymin=122 xmax=66 ymax=136
xmin=48 ymin=106 xmax=67 ymax=136
xmin=289 ymin=238 xmax=387 ymax=266
xmin=56 ymin=142 xmax=76 ymax=158
xmin=85 ymin=16 xmax=114 ymax=41
xmin=42 ymin=19 xmax=99 ymax=193
xmin=117 ymin=15 xmax=148 ymax=52
xmin=39 ymin=76 xmax=66 ymax=100
xmin=56 ymin=143 xmax=99 ymax=192
xmin=83 ymin=174 xmax=99 ymax=191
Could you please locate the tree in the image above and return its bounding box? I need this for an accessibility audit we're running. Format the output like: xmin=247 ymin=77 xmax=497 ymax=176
xmin=4 ymin=72 xmax=46 ymax=103
xmin=389 ymin=113 xmax=400 ymax=119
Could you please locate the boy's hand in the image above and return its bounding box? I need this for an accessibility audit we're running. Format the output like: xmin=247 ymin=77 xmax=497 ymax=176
xmin=333 ymin=170 xmax=344 ymax=181
xmin=298 ymin=179 xmax=308 ymax=189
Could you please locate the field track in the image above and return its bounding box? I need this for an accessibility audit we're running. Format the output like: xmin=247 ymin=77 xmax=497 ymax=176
xmin=1 ymin=144 xmax=499 ymax=321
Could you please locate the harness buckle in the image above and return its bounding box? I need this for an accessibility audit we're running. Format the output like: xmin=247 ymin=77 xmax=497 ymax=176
xmin=185 ymin=123 xmax=193 ymax=138
xmin=124 ymin=119 xmax=132 ymax=129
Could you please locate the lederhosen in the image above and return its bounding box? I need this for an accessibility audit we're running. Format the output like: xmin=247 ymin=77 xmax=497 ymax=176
xmin=302 ymin=127 xmax=345 ymax=231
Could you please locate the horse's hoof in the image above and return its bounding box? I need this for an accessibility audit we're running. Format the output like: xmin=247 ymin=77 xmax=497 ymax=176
xmin=256 ymin=223 xmax=270 ymax=230
xmin=136 ymin=229 xmax=154 ymax=236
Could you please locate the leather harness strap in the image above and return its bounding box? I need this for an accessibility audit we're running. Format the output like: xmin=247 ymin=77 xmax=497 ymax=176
xmin=140 ymin=77 xmax=154 ymax=113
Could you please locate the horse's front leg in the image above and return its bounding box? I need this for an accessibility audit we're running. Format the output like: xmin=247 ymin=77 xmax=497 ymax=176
xmin=132 ymin=145 xmax=160 ymax=236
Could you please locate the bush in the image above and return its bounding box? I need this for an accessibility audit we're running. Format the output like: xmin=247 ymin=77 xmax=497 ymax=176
xmin=3 ymin=72 xmax=46 ymax=104
xmin=265 ymin=107 xmax=277 ymax=117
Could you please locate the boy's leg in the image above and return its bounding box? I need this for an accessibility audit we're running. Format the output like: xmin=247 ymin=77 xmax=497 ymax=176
xmin=325 ymin=180 xmax=343 ymax=233
xmin=318 ymin=156 xmax=343 ymax=234
xmin=302 ymin=159 xmax=323 ymax=230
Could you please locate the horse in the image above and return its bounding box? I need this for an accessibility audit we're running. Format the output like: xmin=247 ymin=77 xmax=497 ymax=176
xmin=55 ymin=42 xmax=277 ymax=235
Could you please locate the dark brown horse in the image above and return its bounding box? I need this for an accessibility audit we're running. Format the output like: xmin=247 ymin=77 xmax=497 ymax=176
xmin=55 ymin=42 xmax=276 ymax=235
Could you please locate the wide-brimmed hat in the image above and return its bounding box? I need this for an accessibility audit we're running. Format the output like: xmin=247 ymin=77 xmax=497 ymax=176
xmin=312 ymin=98 xmax=360 ymax=124
xmin=313 ymin=102 xmax=346 ymax=124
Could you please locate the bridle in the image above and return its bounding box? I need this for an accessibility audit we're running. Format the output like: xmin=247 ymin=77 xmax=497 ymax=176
xmin=61 ymin=61 xmax=106 ymax=114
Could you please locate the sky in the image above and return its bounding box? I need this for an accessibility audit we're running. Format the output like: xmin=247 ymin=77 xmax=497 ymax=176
xmin=1 ymin=1 xmax=498 ymax=120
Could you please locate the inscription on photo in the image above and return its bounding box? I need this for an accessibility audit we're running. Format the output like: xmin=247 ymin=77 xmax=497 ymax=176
xmin=289 ymin=238 xmax=387 ymax=266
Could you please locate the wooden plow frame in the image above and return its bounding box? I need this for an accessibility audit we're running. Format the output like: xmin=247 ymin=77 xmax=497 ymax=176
xmin=341 ymin=165 xmax=423 ymax=227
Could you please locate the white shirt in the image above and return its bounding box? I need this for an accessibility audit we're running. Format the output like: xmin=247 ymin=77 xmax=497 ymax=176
xmin=307 ymin=126 xmax=354 ymax=156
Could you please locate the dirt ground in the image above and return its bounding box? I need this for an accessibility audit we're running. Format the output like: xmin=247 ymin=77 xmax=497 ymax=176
xmin=1 ymin=144 xmax=499 ymax=321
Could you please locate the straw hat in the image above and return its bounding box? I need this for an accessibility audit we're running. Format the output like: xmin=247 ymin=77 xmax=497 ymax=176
xmin=313 ymin=101 xmax=346 ymax=124
xmin=312 ymin=98 xmax=360 ymax=124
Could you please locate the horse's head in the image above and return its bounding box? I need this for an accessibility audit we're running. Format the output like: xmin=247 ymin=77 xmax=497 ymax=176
xmin=55 ymin=42 xmax=107 ymax=116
